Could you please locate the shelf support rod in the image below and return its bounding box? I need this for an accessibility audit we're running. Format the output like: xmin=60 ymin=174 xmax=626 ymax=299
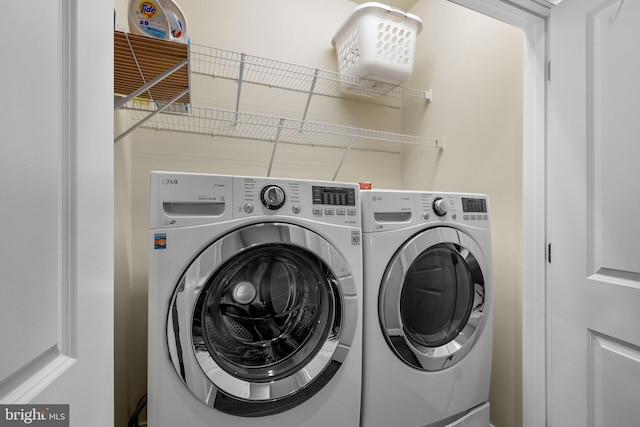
xmin=300 ymin=69 xmax=319 ymax=127
xmin=114 ymin=59 xmax=189 ymax=110
xmin=124 ymin=32 xmax=154 ymax=101
xmin=234 ymin=53 xmax=246 ymax=123
xmin=267 ymin=118 xmax=286 ymax=177
xmin=114 ymin=88 xmax=190 ymax=143
xmin=333 ymin=129 xmax=359 ymax=181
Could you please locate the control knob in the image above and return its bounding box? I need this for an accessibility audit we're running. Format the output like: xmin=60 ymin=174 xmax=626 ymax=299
xmin=261 ymin=185 xmax=286 ymax=210
xmin=432 ymin=197 xmax=449 ymax=217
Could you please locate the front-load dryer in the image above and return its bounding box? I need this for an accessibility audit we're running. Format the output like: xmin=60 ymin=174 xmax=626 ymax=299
xmin=148 ymin=171 xmax=362 ymax=427
xmin=360 ymin=190 xmax=493 ymax=427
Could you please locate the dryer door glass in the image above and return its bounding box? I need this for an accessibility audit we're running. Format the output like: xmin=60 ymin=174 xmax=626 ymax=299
xmin=400 ymin=243 xmax=474 ymax=348
xmin=379 ymin=227 xmax=488 ymax=371
xmin=166 ymin=223 xmax=358 ymax=415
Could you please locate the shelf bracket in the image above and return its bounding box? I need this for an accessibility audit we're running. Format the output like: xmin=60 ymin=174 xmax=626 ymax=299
xmin=333 ymin=129 xmax=359 ymax=181
xmin=267 ymin=118 xmax=286 ymax=177
xmin=300 ymin=69 xmax=319 ymax=126
xmin=234 ymin=53 xmax=247 ymax=123
xmin=436 ymin=137 xmax=446 ymax=151
xmin=114 ymin=88 xmax=190 ymax=143
xmin=114 ymin=59 xmax=189 ymax=110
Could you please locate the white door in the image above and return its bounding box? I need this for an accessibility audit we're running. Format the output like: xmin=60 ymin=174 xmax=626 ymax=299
xmin=548 ymin=0 xmax=640 ymax=425
xmin=0 ymin=1 xmax=113 ymax=425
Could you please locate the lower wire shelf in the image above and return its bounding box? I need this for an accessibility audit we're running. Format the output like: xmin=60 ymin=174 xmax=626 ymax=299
xmin=118 ymin=101 xmax=444 ymax=155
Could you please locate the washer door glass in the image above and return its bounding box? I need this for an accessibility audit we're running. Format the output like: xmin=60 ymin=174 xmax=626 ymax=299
xmin=167 ymin=222 xmax=358 ymax=416
xmin=380 ymin=227 xmax=488 ymax=371
xmin=196 ymin=244 xmax=334 ymax=382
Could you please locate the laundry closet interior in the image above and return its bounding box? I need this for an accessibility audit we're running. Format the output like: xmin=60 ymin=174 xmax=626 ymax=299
xmin=113 ymin=0 xmax=523 ymax=426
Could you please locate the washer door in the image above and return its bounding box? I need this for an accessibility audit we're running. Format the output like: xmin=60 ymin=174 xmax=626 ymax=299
xmin=167 ymin=222 xmax=358 ymax=416
xmin=379 ymin=227 xmax=488 ymax=371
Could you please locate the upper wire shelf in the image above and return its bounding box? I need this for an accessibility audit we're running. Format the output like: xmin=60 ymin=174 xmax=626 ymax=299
xmin=189 ymin=44 xmax=432 ymax=110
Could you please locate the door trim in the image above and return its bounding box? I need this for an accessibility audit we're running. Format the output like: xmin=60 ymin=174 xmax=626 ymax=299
xmin=448 ymin=2 xmax=548 ymax=426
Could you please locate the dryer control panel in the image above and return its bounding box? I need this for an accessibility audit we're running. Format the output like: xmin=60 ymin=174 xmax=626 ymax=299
xmin=361 ymin=190 xmax=490 ymax=232
xmin=417 ymin=193 xmax=490 ymax=228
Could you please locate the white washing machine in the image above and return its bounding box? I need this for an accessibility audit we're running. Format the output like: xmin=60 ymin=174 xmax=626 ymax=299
xmin=360 ymin=190 xmax=493 ymax=427
xmin=148 ymin=171 xmax=362 ymax=427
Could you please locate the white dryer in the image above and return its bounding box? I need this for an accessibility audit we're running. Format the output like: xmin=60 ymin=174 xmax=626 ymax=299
xmin=360 ymin=190 xmax=493 ymax=427
xmin=148 ymin=172 xmax=362 ymax=427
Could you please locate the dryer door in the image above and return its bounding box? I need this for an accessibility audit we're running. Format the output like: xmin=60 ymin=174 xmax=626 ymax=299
xmin=167 ymin=222 xmax=358 ymax=416
xmin=379 ymin=227 xmax=489 ymax=371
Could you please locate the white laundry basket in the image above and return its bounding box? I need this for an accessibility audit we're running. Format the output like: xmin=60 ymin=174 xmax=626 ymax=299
xmin=331 ymin=2 xmax=423 ymax=96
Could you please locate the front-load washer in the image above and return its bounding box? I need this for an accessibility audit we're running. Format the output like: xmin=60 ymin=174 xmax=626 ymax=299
xmin=148 ymin=171 xmax=362 ymax=427
xmin=360 ymin=190 xmax=493 ymax=427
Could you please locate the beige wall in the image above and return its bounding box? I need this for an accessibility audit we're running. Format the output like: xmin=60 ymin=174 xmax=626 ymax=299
xmin=403 ymin=1 xmax=523 ymax=426
xmin=114 ymin=1 xmax=523 ymax=426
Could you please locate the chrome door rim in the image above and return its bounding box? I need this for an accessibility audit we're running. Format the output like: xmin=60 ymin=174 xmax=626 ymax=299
xmin=379 ymin=227 xmax=488 ymax=371
xmin=167 ymin=222 xmax=358 ymax=405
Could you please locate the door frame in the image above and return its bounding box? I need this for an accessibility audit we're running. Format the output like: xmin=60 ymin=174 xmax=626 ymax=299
xmin=447 ymin=1 xmax=548 ymax=426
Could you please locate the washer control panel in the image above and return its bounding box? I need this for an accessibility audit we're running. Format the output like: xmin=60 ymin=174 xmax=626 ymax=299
xmin=151 ymin=172 xmax=361 ymax=228
xmin=236 ymin=176 xmax=360 ymax=226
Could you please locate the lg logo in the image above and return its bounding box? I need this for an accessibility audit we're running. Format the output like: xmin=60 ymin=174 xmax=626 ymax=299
xmin=162 ymin=179 xmax=179 ymax=185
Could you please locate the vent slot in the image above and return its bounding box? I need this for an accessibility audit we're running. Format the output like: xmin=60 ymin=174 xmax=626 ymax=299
xmin=373 ymin=211 xmax=412 ymax=222
xmin=163 ymin=202 xmax=225 ymax=216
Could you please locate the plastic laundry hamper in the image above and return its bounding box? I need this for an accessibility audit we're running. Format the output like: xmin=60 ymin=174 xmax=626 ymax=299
xmin=331 ymin=2 xmax=423 ymax=96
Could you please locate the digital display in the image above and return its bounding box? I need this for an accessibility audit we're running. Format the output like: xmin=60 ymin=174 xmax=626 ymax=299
xmin=462 ymin=197 xmax=487 ymax=213
xmin=312 ymin=186 xmax=356 ymax=206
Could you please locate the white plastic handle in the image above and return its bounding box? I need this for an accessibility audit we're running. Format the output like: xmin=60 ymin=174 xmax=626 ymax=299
xmin=388 ymin=7 xmax=408 ymax=19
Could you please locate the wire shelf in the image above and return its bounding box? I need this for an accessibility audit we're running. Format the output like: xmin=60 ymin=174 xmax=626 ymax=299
xmin=189 ymin=44 xmax=431 ymax=108
xmin=122 ymin=101 xmax=441 ymax=154
xmin=113 ymin=33 xmax=443 ymax=158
